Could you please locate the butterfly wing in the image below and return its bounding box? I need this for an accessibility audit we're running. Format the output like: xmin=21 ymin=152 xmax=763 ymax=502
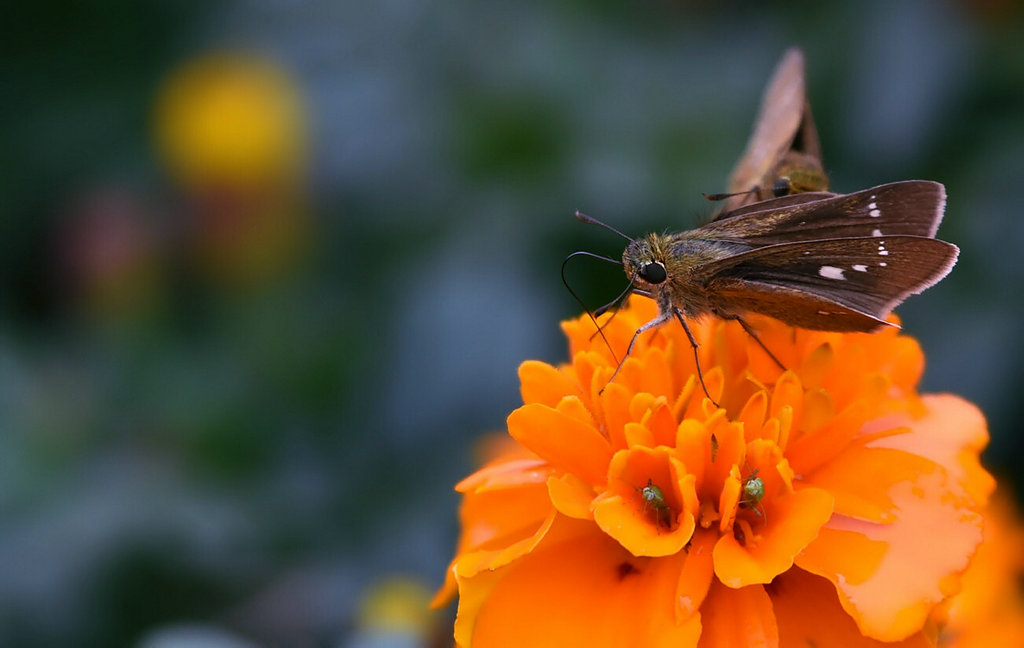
xmin=697 ymin=181 xmax=947 ymax=247
xmin=696 ymin=235 xmax=959 ymax=331
xmin=713 ymin=190 xmax=836 ymax=221
xmin=727 ymin=48 xmax=808 ymax=200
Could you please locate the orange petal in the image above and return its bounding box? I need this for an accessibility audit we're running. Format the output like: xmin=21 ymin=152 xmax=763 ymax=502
xmin=432 ymin=562 xmax=459 ymax=609
xmin=769 ymin=371 xmax=803 ymax=435
xmin=638 ymin=346 xmax=675 ymax=401
xmin=624 ymin=421 xmax=655 ymax=448
xmin=676 ymin=528 xmax=716 ymax=620
xmin=600 ymin=382 xmax=633 ymax=450
xmin=629 ymin=392 xmax=658 ymax=421
xmin=717 ymin=467 xmax=742 ymax=534
xmin=671 ymin=374 xmax=699 ymax=421
xmin=675 ymin=418 xmax=709 ymax=488
xmin=797 ymin=341 xmax=835 ymax=391
xmin=771 ymin=568 xmax=934 ymax=648
xmin=436 ymin=461 xmax=556 ymax=607
xmin=786 ymin=400 xmax=868 ymax=479
xmin=713 ymin=487 xmax=834 ymax=587
xmin=802 ymin=445 xmax=932 ymax=523
xmin=645 ymin=398 xmax=678 ymax=447
xmin=452 ymin=559 xmax=505 ymax=644
xmin=456 ymin=457 xmax=551 ymax=493
xmin=800 ymin=387 xmax=835 ymax=436
xmin=547 ymin=473 xmax=594 ymax=520
xmin=593 ymin=448 xmax=697 ymax=557
xmin=869 ymin=333 xmax=924 ymax=392
xmin=866 ymin=394 xmax=993 ymax=506
xmin=507 ymin=403 xmax=612 ymax=487
xmin=454 ymin=509 xmax=558 ymax=580
xmin=696 ymin=579 xmax=778 ymax=648
xmin=737 ymin=390 xmax=767 ymax=441
xmin=451 ymin=511 xmax=588 ymax=645
xmin=518 ymin=360 xmax=580 ymax=407
xmin=796 ymin=525 xmax=887 ymax=587
xmin=456 ymin=480 xmax=553 ymax=554
xmin=943 ymin=490 xmax=1024 ymax=646
xmin=465 ymin=516 xmax=702 ymax=648
xmin=744 ymin=328 xmax=786 ymax=384
xmin=562 ymin=317 xmax=609 ymax=359
xmin=573 ymin=351 xmax=603 ymax=402
xmin=556 ymin=394 xmax=598 ymax=430
xmin=797 ymin=468 xmax=984 ymax=641
xmin=702 ymin=418 xmax=745 ymax=499
xmin=594 ymin=491 xmax=694 ymax=557
xmin=700 ymin=365 xmax=726 ymax=411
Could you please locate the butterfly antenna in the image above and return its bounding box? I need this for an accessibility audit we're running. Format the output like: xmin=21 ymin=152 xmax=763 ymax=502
xmin=575 ymin=210 xmax=634 ymax=242
xmin=561 ymin=251 xmax=623 ymax=363
xmin=702 ymin=187 xmax=758 ymax=202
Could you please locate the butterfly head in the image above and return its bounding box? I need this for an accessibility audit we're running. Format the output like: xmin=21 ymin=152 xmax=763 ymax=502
xmin=622 ymin=234 xmax=672 ymax=290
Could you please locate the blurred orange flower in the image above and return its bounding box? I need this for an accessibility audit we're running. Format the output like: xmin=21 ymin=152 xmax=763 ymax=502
xmin=938 ymin=490 xmax=1024 ymax=647
xmin=436 ymin=296 xmax=992 ymax=647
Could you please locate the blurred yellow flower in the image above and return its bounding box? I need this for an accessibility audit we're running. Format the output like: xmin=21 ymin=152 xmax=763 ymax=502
xmin=359 ymin=576 xmax=438 ymax=636
xmin=153 ymin=53 xmax=310 ymax=287
xmin=154 ymin=53 xmax=306 ymax=189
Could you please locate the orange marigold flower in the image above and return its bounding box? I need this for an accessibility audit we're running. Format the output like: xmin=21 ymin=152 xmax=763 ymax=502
xmin=435 ymin=296 xmax=993 ymax=647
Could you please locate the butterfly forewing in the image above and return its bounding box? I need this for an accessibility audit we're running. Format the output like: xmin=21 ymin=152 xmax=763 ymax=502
xmin=712 ymin=191 xmax=836 ymax=222
xmin=698 ymin=181 xmax=946 ymax=248
xmin=698 ymin=235 xmax=959 ymax=330
xmin=721 ymin=47 xmax=828 ymax=214
xmin=726 ymin=48 xmax=808 ymax=199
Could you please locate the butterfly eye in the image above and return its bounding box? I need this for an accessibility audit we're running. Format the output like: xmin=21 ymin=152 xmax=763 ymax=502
xmin=772 ymin=177 xmax=792 ymax=197
xmin=639 ymin=262 xmax=667 ymax=284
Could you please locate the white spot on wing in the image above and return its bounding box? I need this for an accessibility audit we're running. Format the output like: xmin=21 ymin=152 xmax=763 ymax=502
xmin=819 ymin=265 xmax=846 ymax=280
xmin=879 ymin=262 xmax=888 ymax=267
xmin=879 ymin=250 xmax=889 ymax=256
xmin=852 ymin=264 xmax=868 ymax=272
xmin=868 ymin=202 xmax=878 ymax=210
xmin=869 ymin=208 xmax=881 ymax=218
xmin=872 ymin=229 xmax=883 ymax=237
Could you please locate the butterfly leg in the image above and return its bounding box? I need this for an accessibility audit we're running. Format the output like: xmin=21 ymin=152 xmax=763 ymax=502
xmin=723 ymin=314 xmax=787 ymax=371
xmin=671 ymin=309 xmax=720 ymax=408
xmin=589 ymin=288 xmax=654 ymax=342
xmin=601 ymin=309 xmax=669 ymax=394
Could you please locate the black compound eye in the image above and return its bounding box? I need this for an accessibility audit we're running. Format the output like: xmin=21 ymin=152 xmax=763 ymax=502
xmin=772 ymin=177 xmax=792 ymax=197
xmin=639 ymin=262 xmax=667 ymax=284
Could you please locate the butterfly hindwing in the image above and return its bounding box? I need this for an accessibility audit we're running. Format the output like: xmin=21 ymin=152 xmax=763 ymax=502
xmin=697 ymin=235 xmax=959 ymax=327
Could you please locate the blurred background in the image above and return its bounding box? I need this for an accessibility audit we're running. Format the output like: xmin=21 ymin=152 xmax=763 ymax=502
xmin=2 ymin=0 xmax=1022 ymax=646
